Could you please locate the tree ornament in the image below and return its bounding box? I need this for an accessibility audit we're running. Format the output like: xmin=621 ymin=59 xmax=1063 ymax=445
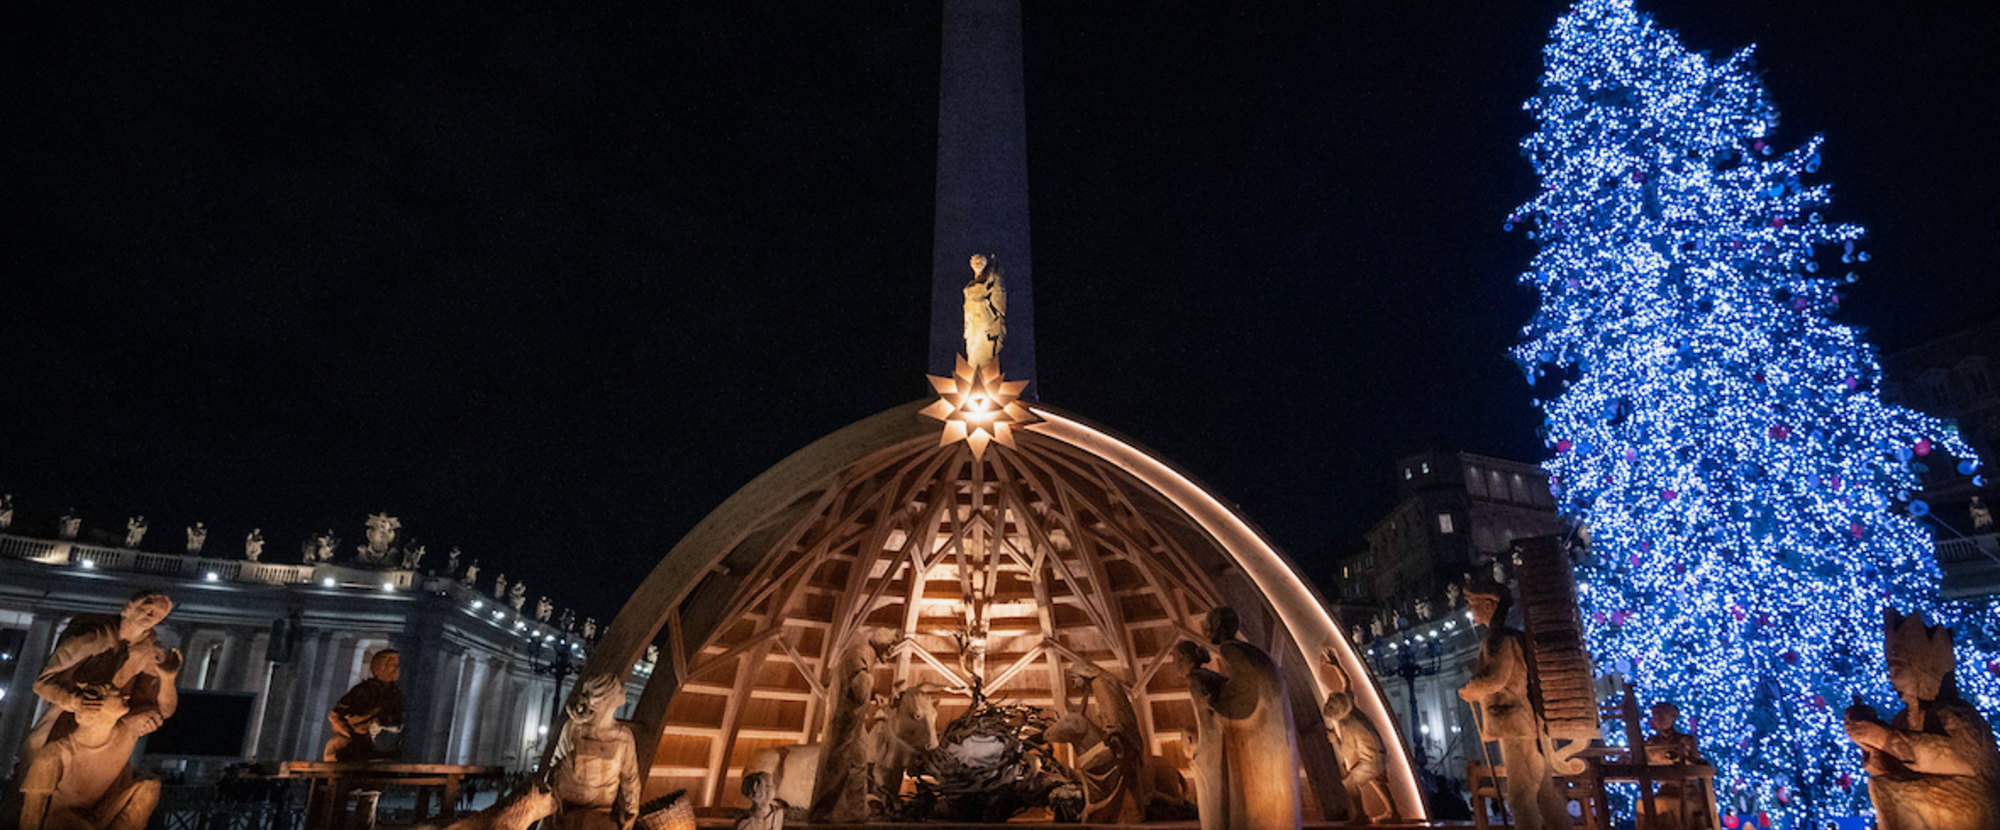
xmin=1509 ymin=0 xmax=1996 ymax=822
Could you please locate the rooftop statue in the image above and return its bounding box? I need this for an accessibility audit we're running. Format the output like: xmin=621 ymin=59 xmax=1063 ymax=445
xmin=358 ymin=514 xmax=399 ymax=566
xmin=403 ymin=542 xmax=426 ymax=571
xmin=324 ymin=650 xmax=404 ymax=762
xmin=537 ymin=597 xmax=554 ymax=623
xmin=510 ymin=583 xmax=527 ymax=611
xmin=0 ymin=494 xmax=14 ymax=529
xmin=1845 ymin=609 xmax=2000 ymax=830
xmin=244 ymin=529 xmax=264 ymax=562
xmin=447 ymin=547 xmax=461 ymax=576
xmin=59 ymin=512 xmax=81 ymax=541
xmin=184 ymin=523 xmax=206 ymax=555
xmin=495 ymin=574 xmax=508 ymax=600
xmin=463 ymin=559 xmax=480 ymax=586
xmin=962 ymin=254 xmax=1006 ymax=369
xmin=546 ymin=673 xmax=640 ymax=830
xmin=123 ymin=517 xmax=147 ymax=549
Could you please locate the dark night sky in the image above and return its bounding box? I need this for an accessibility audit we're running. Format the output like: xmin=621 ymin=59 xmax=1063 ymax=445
xmin=6 ymin=1 xmax=1996 ymax=623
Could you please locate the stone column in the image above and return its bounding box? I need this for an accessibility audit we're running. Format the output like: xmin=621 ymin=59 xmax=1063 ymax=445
xmin=0 ymin=613 xmax=58 ymax=770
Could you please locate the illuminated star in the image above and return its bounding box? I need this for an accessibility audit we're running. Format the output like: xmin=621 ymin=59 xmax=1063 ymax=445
xmin=919 ymin=355 xmax=1036 ymax=459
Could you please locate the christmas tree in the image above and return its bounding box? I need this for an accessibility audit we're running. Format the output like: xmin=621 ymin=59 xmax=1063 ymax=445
xmin=1511 ymin=0 xmax=1996 ymax=821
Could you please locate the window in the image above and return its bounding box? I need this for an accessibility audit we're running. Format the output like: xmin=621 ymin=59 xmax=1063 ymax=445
xmin=1466 ymin=467 xmax=1488 ymax=497
xmin=1438 ymin=513 xmax=1455 ymax=534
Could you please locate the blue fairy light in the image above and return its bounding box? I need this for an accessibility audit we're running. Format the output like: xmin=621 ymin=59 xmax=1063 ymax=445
xmin=1513 ymin=0 xmax=1996 ymax=822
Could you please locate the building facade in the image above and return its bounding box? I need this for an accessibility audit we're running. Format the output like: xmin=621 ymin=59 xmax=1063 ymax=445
xmin=0 ymin=530 xmax=644 ymax=781
xmin=1881 ymin=317 xmax=2000 ymax=599
xmin=1336 ymin=451 xmax=1568 ymax=622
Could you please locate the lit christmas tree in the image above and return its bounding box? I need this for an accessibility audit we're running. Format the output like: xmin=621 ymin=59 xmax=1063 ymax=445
xmin=1511 ymin=0 xmax=1997 ymax=821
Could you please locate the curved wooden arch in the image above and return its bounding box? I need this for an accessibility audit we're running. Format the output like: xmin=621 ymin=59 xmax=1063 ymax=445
xmin=582 ymin=400 xmax=1425 ymax=821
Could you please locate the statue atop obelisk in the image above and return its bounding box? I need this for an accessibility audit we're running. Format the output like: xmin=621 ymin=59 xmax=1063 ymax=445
xmin=931 ymin=0 xmax=1034 ymax=393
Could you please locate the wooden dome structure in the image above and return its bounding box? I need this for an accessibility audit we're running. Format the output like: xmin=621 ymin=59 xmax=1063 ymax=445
xmin=582 ymin=399 xmax=1427 ymax=821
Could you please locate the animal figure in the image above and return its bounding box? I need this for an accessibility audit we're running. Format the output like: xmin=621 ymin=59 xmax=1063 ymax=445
xmin=1044 ymin=701 xmax=1191 ymax=821
xmin=748 ymin=683 xmax=942 ymax=818
xmin=426 ymin=782 xmax=558 ymax=830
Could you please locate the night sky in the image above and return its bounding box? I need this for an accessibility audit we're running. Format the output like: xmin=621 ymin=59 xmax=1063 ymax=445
xmin=7 ymin=1 xmax=1996 ymax=623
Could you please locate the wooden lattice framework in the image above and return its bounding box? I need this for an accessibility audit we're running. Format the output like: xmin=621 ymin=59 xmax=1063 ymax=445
xmin=582 ymin=401 xmax=1426 ymax=821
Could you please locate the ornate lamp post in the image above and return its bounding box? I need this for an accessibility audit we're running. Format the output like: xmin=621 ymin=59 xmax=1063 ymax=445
xmin=1368 ymin=620 xmax=1445 ymax=773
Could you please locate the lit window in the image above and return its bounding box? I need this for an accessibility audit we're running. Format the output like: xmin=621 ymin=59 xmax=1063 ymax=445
xmin=1438 ymin=513 xmax=1455 ymax=534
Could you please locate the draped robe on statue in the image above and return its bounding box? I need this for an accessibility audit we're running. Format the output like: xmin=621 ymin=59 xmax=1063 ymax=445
xmin=1211 ymin=640 xmax=1302 ymax=830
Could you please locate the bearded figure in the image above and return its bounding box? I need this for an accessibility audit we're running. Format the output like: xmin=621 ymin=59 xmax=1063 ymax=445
xmin=1845 ymin=609 xmax=2000 ymax=830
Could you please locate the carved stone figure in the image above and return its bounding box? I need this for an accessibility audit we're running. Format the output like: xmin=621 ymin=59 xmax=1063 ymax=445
xmin=1200 ymin=607 xmax=1303 ymax=830
xmin=1447 ymin=581 xmax=1463 ymax=608
xmin=123 ymin=517 xmax=147 ymax=549
xmin=962 ymin=253 xmax=1007 ymax=369
xmin=359 ymin=514 xmax=400 ymax=565
xmin=1368 ymin=618 xmax=1383 ymax=639
xmin=868 ymin=681 xmax=940 ymax=802
xmin=244 ymin=529 xmax=264 ymax=562
xmin=1063 ymin=657 xmax=1148 ymax=822
xmin=324 ymin=650 xmax=404 ymax=762
xmin=1045 ymin=691 xmax=1190 ymax=823
xmin=59 ymin=512 xmax=81 ymax=541
xmin=510 ymin=583 xmax=527 ymax=612
xmin=1414 ymin=599 xmax=1433 ymax=621
xmin=463 ymin=560 xmax=481 ymax=587
xmin=560 ymin=609 xmax=576 ymax=632
xmin=583 ymin=618 xmax=597 ymax=641
xmin=537 ymin=597 xmax=554 ymax=623
xmin=808 ymin=629 xmax=894 ymax=823
xmin=17 ymin=678 xmax=178 ymax=830
xmin=1321 ymin=650 xmax=1396 ymax=825
xmin=26 ymin=590 xmax=180 ymax=758
xmin=1973 ymin=496 xmax=1994 ymax=531
xmin=184 ymin=523 xmax=206 ymax=555
xmin=645 ymin=645 xmax=660 ymax=667
xmin=303 ymin=531 xmax=337 ymax=564
xmin=735 ymin=771 xmax=783 ymax=830
xmin=547 ymin=673 xmax=641 ymax=830
xmin=494 ymin=574 xmax=508 ymax=601
xmin=1844 ymin=609 xmax=2000 ymax=830
xmin=1458 ymin=580 xmax=1566 ymax=830
xmin=402 ymin=542 xmax=426 ymax=571
xmin=0 ymin=494 xmax=14 ymax=529
xmin=1642 ymin=702 xmax=1703 ymax=830
xmin=447 ymin=547 xmax=462 ymax=576
xmin=1170 ymin=641 xmax=1227 ymax=830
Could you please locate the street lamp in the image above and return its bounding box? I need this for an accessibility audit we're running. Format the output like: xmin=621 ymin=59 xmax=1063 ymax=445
xmin=1368 ymin=622 xmax=1445 ymax=774
xmin=526 ymin=635 xmax=584 ymax=748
